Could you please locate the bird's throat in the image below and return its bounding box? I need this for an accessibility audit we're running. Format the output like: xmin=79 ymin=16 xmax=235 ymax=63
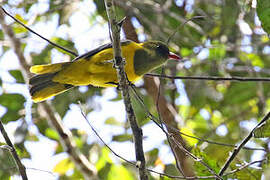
xmin=133 ymin=49 xmax=166 ymax=76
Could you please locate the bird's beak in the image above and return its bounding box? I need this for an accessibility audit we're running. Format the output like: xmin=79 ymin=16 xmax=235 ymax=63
xmin=169 ymin=52 xmax=181 ymax=60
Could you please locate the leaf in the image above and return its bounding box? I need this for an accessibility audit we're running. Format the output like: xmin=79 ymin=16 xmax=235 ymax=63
xmin=13 ymin=14 xmax=28 ymax=34
xmin=146 ymin=148 xmax=159 ymax=166
xmin=8 ymin=70 xmax=25 ymax=83
xmin=192 ymin=147 xmax=220 ymax=176
xmin=31 ymin=45 xmax=53 ymax=65
xmin=96 ymin=147 xmax=113 ymax=171
xmin=0 ymin=93 xmax=25 ymax=111
xmin=112 ymin=134 xmax=133 ymax=142
xmin=180 ymin=127 xmax=199 ymax=146
xmin=107 ymin=164 xmax=134 ymax=180
xmin=53 ymin=158 xmax=74 ymax=175
xmin=105 ymin=117 xmax=122 ymax=126
xmin=45 ymin=128 xmax=60 ymax=141
xmin=257 ymin=0 xmax=270 ymax=34
xmin=254 ymin=121 xmax=270 ymax=138
xmin=15 ymin=14 xmax=27 ymax=24
xmin=209 ymin=41 xmax=226 ymax=60
xmin=0 ymin=94 xmax=26 ymax=123
xmin=51 ymin=37 xmax=77 ymax=54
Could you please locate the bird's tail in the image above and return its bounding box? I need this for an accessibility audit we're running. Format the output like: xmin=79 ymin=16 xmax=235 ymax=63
xmin=29 ymin=63 xmax=74 ymax=102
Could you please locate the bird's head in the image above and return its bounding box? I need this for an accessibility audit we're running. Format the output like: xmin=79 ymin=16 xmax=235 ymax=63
xmin=134 ymin=41 xmax=181 ymax=76
xmin=142 ymin=41 xmax=181 ymax=61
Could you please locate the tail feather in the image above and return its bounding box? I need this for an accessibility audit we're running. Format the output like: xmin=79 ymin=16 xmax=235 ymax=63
xmin=30 ymin=62 xmax=71 ymax=74
xmin=29 ymin=73 xmax=56 ymax=86
xmin=29 ymin=79 xmax=74 ymax=102
xmin=29 ymin=62 xmax=74 ymax=102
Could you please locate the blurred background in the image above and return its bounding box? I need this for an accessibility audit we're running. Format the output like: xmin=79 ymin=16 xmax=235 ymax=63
xmin=0 ymin=0 xmax=269 ymax=179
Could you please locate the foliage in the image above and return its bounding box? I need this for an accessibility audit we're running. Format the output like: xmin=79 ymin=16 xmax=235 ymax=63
xmin=0 ymin=0 xmax=269 ymax=179
xmin=257 ymin=0 xmax=270 ymax=34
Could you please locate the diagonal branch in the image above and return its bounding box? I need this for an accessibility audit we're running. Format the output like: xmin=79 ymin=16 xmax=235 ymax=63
xmin=104 ymin=1 xmax=148 ymax=179
xmin=218 ymin=111 xmax=270 ymax=176
xmin=0 ymin=120 xmax=28 ymax=180
xmin=0 ymin=7 xmax=97 ymax=180
xmin=122 ymin=14 xmax=195 ymax=177
xmin=0 ymin=7 xmax=77 ymax=57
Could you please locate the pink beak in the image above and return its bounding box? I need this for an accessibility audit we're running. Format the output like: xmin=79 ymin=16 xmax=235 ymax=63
xmin=169 ymin=52 xmax=181 ymax=60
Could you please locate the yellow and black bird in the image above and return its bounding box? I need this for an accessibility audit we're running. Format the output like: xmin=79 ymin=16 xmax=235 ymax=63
xmin=29 ymin=40 xmax=180 ymax=102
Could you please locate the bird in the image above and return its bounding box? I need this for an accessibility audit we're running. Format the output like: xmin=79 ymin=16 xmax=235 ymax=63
xmin=29 ymin=40 xmax=180 ymax=102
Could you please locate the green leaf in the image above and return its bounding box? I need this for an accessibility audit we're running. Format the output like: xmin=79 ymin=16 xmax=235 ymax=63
xmin=1 ymin=111 xmax=21 ymax=124
xmin=146 ymin=148 xmax=159 ymax=166
xmin=108 ymin=164 xmax=134 ymax=180
xmin=209 ymin=41 xmax=226 ymax=60
xmin=112 ymin=134 xmax=133 ymax=142
xmin=181 ymin=47 xmax=192 ymax=57
xmin=0 ymin=93 xmax=25 ymax=111
xmin=105 ymin=117 xmax=122 ymax=126
xmin=257 ymin=0 xmax=270 ymax=34
xmin=8 ymin=70 xmax=25 ymax=83
xmin=254 ymin=120 xmax=270 ymax=138
xmin=0 ymin=94 xmax=25 ymax=123
xmin=51 ymin=37 xmax=77 ymax=54
xmin=13 ymin=14 xmax=28 ymax=34
xmin=192 ymin=147 xmax=220 ymax=176
xmin=32 ymin=45 xmax=53 ymax=65
xmin=45 ymin=128 xmax=60 ymax=141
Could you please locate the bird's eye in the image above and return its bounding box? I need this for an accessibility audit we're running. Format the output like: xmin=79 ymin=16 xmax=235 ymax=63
xmin=155 ymin=44 xmax=169 ymax=58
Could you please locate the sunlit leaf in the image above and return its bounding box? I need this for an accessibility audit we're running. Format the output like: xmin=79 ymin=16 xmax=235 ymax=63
xmin=107 ymin=164 xmax=134 ymax=180
xmin=53 ymin=158 xmax=75 ymax=175
xmin=180 ymin=127 xmax=198 ymax=146
xmin=105 ymin=117 xmax=122 ymax=126
xmin=45 ymin=128 xmax=60 ymax=141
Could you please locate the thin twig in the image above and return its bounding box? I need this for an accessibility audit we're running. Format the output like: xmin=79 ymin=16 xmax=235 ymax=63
xmin=0 ymin=120 xmax=28 ymax=180
xmin=0 ymin=6 xmax=78 ymax=57
xmin=146 ymin=73 xmax=270 ymax=82
xmin=104 ymin=0 xmax=148 ymax=179
xmin=79 ymin=104 xmax=135 ymax=166
xmin=166 ymin=16 xmax=205 ymax=44
xmin=223 ymin=159 xmax=266 ymax=176
xmin=218 ymin=111 xmax=270 ymax=176
xmin=169 ymin=134 xmax=223 ymax=180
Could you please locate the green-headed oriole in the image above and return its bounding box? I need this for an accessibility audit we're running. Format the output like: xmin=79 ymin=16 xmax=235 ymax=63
xmin=29 ymin=40 xmax=180 ymax=102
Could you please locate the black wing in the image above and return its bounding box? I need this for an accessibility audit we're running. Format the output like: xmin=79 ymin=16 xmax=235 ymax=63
xmin=72 ymin=40 xmax=133 ymax=61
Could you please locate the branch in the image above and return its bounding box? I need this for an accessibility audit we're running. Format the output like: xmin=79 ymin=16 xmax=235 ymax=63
xmin=218 ymin=111 xmax=270 ymax=176
xmin=0 ymin=7 xmax=97 ymax=179
xmin=104 ymin=0 xmax=148 ymax=179
xmin=0 ymin=7 xmax=77 ymax=57
xmin=0 ymin=120 xmax=28 ymax=180
xmin=121 ymin=14 xmax=195 ymax=177
xmin=146 ymin=73 xmax=270 ymax=82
